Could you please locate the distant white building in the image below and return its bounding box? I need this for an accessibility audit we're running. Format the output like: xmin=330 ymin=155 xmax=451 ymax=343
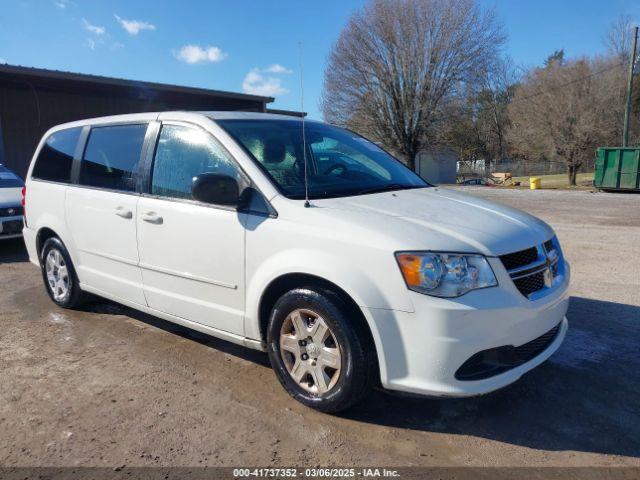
xmin=415 ymin=148 xmax=457 ymax=184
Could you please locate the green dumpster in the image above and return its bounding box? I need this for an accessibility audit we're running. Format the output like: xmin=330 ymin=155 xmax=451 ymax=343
xmin=594 ymin=147 xmax=640 ymax=191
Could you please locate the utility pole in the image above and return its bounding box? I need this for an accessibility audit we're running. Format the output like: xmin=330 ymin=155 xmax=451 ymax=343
xmin=623 ymin=26 xmax=638 ymax=147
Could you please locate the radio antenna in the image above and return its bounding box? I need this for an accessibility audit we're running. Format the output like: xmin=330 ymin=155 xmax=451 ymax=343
xmin=299 ymin=42 xmax=310 ymax=208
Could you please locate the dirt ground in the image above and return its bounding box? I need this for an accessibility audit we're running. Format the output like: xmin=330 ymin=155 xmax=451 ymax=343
xmin=0 ymin=187 xmax=639 ymax=468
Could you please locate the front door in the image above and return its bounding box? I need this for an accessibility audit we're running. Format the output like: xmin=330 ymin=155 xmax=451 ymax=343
xmin=137 ymin=122 xmax=246 ymax=335
xmin=66 ymin=123 xmax=148 ymax=305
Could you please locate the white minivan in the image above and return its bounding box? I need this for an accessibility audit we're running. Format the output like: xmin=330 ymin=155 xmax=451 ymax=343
xmin=23 ymin=111 xmax=569 ymax=412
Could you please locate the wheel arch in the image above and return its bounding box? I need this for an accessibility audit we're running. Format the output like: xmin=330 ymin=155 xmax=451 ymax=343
xmin=256 ymin=272 xmax=380 ymax=380
xmin=258 ymin=273 xmax=364 ymax=341
xmin=36 ymin=227 xmax=59 ymax=260
xmin=35 ymin=226 xmax=79 ymax=275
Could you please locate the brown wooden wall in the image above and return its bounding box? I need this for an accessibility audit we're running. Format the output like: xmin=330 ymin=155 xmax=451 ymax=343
xmin=0 ymin=78 xmax=266 ymax=179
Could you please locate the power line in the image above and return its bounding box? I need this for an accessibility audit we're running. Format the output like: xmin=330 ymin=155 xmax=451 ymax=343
xmin=435 ymin=60 xmax=626 ymax=117
xmin=509 ymin=61 xmax=625 ymax=105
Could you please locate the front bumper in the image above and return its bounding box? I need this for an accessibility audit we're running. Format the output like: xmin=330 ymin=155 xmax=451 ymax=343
xmin=365 ymin=257 xmax=570 ymax=397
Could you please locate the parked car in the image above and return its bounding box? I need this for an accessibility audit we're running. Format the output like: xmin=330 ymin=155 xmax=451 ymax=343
xmin=23 ymin=112 xmax=570 ymax=412
xmin=462 ymin=178 xmax=490 ymax=186
xmin=0 ymin=164 xmax=24 ymax=240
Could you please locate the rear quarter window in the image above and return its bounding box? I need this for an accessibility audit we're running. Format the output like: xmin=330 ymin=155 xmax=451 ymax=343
xmin=31 ymin=127 xmax=82 ymax=183
xmin=79 ymin=124 xmax=147 ymax=192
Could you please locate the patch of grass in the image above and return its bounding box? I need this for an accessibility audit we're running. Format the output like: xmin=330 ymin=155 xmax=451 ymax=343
xmin=511 ymin=172 xmax=594 ymax=188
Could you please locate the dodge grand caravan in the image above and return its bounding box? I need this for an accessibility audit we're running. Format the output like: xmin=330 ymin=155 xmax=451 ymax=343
xmin=23 ymin=112 xmax=569 ymax=412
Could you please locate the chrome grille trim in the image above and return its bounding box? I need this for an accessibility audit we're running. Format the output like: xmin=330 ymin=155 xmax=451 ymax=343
xmin=510 ymin=262 xmax=549 ymax=280
xmin=500 ymin=238 xmax=563 ymax=300
xmin=507 ymin=259 xmax=548 ymax=278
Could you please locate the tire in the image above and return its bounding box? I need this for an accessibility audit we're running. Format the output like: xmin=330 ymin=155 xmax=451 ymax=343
xmin=40 ymin=237 xmax=85 ymax=309
xmin=267 ymin=287 xmax=377 ymax=413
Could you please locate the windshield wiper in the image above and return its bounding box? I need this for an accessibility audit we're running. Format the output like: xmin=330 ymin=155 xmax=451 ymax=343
xmin=356 ymin=183 xmax=412 ymax=195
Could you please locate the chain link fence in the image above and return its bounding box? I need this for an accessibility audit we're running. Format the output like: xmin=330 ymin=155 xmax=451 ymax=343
xmin=458 ymin=158 xmax=595 ymax=178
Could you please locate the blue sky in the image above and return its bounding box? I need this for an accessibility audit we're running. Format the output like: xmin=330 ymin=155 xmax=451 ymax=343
xmin=0 ymin=0 xmax=639 ymax=120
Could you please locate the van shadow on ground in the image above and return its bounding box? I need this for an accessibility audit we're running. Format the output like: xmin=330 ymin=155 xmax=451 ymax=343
xmin=81 ymin=299 xmax=272 ymax=368
xmin=0 ymin=238 xmax=29 ymax=263
xmin=343 ymin=296 xmax=640 ymax=459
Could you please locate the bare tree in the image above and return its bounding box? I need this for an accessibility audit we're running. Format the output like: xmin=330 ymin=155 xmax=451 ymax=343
xmin=321 ymin=0 xmax=506 ymax=170
xmin=507 ymin=58 xmax=625 ymax=185
xmin=604 ymin=14 xmax=635 ymax=61
xmin=605 ymin=14 xmax=640 ymax=138
xmin=476 ymin=57 xmax=520 ymax=163
xmin=438 ymin=57 xmax=519 ymax=174
xmin=438 ymin=92 xmax=487 ymax=164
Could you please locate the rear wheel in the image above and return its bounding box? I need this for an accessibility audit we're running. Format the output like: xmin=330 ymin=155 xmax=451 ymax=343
xmin=267 ymin=287 xmax=376 ymax=413
xmin=40 ymin=237 xmax=85 ymax=308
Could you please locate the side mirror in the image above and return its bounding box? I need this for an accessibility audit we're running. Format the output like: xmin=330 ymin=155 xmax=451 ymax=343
xmin=191 ymin=173 xmax=240 ymax=207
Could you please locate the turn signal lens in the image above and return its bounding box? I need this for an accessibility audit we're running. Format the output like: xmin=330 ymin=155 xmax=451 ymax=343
xmin=396 ymin=253 xmax=444 ymax=290
xmin=396 ymin=253 xmax=423 ymax=287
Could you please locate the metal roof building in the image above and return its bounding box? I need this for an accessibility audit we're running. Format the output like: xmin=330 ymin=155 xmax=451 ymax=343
xmin=0 ymin=64 xmax=277 ymax=178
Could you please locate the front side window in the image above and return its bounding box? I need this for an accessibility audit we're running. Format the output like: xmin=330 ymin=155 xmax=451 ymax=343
xmin=31 ymin=127 xmax=82 ymax=183
xmin=151 ymin=124 xmax=240 ymax=200
xmin=79 ymin=124 xmax=147 ymax=192
xmin=216 ymin=119 xmax=427 ymax=200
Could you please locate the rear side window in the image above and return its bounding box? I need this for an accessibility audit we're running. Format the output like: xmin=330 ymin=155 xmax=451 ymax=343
xmin=151 ymin=124 xmax=240 ymax=200
xmin=79 ymin=124 xmax=147 ymax=192
xmin=31 ymin=127 xmax=81 ymax=183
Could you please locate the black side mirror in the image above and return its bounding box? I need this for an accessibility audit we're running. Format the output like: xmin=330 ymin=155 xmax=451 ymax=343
xmin=191 ymin=173 xmax=240 ymax=207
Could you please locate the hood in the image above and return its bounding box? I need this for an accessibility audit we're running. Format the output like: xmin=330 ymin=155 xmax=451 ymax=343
xmin=313 ymin=187 xmax=554 ymax=256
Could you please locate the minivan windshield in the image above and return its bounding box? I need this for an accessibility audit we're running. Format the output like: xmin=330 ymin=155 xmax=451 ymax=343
xmin=0 ymin=165 xmax=23 ymax=188
xmin=216 ymin=119 xmax=428 ymax=200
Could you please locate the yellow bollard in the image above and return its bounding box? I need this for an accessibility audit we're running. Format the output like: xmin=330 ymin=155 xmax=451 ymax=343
xmin=530 ymin=177 xmax=541 ymax=190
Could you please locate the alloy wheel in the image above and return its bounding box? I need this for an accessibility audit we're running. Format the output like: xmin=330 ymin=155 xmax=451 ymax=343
xmin=279 ymin=308 xmax=342 ymax=395
xmin=45 ymin=249 xmax=70 ymax=301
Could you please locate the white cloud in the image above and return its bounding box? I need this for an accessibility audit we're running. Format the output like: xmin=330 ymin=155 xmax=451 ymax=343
xmin=174 ymin=44 xmax=227 ymax=64
xmin=242 ymin=68 xmax=288 ymax=96
xmin=53 ymin=0 xmax=71 ymax=8
xmin=264 ymin=64 xmax=292 ymax=74
xmin=114 ymin=14 xmax=155 ymax=35
xmin=83 ymin=18 xmax=105 ymax=35
xmin=0 ymin=58 xmax=6 ymax=64
xmin=111 ymin=42 xmax=124 ymax=50
xmin=86 ymin=38 xmax=96 ymax=50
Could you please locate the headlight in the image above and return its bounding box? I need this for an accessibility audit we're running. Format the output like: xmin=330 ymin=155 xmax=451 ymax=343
xmin=395 ymin=252 xmax=497 ymax=298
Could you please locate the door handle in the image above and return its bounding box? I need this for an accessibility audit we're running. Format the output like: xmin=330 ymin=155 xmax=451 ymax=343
xmin=115 ymin=207 xmax=133 ymax=219
xmin=141 ymin=212 xmax=163 ymax=225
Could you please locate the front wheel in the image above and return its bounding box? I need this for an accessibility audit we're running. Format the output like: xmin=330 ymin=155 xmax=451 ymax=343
xmin=267 ymin=288 xmax=376 ymax=413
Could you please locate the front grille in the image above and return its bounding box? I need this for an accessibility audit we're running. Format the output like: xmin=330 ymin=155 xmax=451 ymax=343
xmin=455 ymin=322 xmax=562 ymax=381
xmin=0 ymin=205 xmax=23 ymax=217
xmin=0 ymin=219 xmax=23 ymax=235
xmin=513 ymin=270 xmax=545 ymax=297
xmin=514 ymin=323 xmax=561 ymax=362
xmin=499 ymin=247 xmax=538 ymax=270
xmin=500 ymin=240 xmax=562 ymax=299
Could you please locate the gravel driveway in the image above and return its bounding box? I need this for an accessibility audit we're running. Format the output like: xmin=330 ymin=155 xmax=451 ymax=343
xmin=0 ymin=187 xmax=638 ymax=468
